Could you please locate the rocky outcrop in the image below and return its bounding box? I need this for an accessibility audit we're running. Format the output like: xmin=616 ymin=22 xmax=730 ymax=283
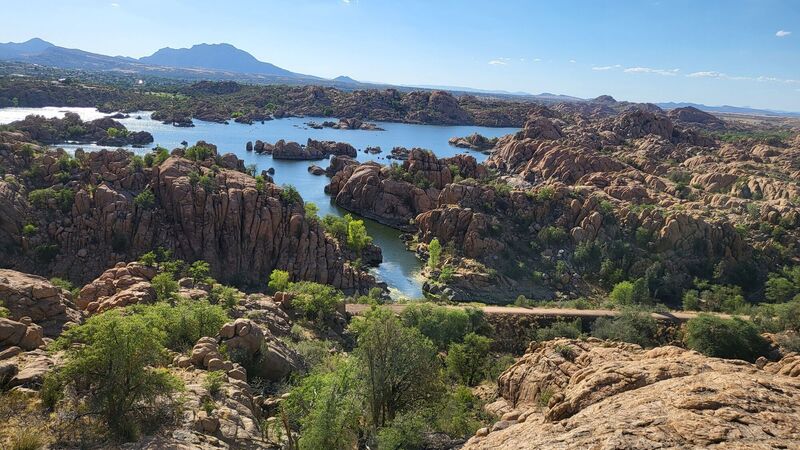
xmin=0 ymin=317 xmax=44 ymax=351
xmin=0 ymin=269 xmax=82 ymax=336
xmin=326 ymin=150 xmax=485 ymax=230
xmin=309 ymin=118 xmax=385 ymax=131
xmin=76 ymin=262 xmax=157 ymax=313
xmin=0 ymin=134 xmax=376 ymax=294
xmin=266 ymin=138 xmax=357 ymax=160
xmin=11 ymin=112 xmax=153 ymax=146
xmin=667 ymin=106 xmax=725 ymax=127
xmin=448 ymin=133 xmax=498 ymax=151
xmin=464 ymin=339 xmax=800 ymax=449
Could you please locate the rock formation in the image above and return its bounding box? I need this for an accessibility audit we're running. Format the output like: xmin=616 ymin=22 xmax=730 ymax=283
xmin=449 ymin=133 xmax=499 ymax=151
xmin=263 ymin=138 xmax=357 ymax=160
xmin=464 ymin=338 xmax=800 ymax=449
xmin=0 ymin=269 xmax=82 ymax=336
xmin=0 ymin=133 xmax=376 ymax=294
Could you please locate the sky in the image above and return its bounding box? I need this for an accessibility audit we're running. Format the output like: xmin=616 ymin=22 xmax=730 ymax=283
xmin=2 ymin=0 xmax=799 ymax=111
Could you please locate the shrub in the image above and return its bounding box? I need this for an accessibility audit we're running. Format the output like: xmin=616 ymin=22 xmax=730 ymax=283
xmin=682 ymin=280 xmax=748 ymax=313
xmin=22 ymin=223 xmax=38 ymax=236
xmin=346 ymin=217 xmax=371 ymax=254
xmin=304 ymin=201 xmax=319 ymax=220
xmin=535 ymin=319 xmax=583 ymax=341
xmin=428 ymin=238 xmax=442 ymax=269
xmin=764 ymin=267 xmax=800 ymax=304
xmin=28 ymin=187 xmax=74 ymax=212
xmin=139 ymin=251 xmax=157 ymax=266
xmin=609 ymin=279 xmax=651 ymax=306
xmin=8 ymin=426 xmax=46 ymax=450
xmin=377 ymin=411 xmax=426 ymax=450
xmin=134 ymin=188 xmax=155 ymax=209
xmin=268 ymin=269 xmax=290 ymax=292
xmin=33 ymin=243 xmax=59 ymax=263
xmin=446 ymin=332 xmax=493 ymax=386
xmin=187 ymin=260 xmax=211 ymax=281
xmin=684 ymin=315 xmax=768 ymax=362
xmin=289 ymin=281 xmax=344 ymax=323
xmin=751 ymin=299 xmax=800 ymax=332
xmin=185 ymin=145 xmax=212 ymax=161
xmin=150 ymin=272 xmax=178 ymax=303
xmin=50 ymin=310 xmax=183 ymax=440
xmin=280 ymin=184 xmax=302 ymax=204
xmin=132 ymin=299 xmax=228 ymax=351
xmin=401 ymin=303 xmax=485 ymax=350
xmin=204 ymin=370 xmax=226 ymax=397
xmin=208 ymin=284 xmax=240 ymax=308
xmin=538 ymin=226 xmax=567 ymax=245
xmin=535 ymin=186 xmax=555 ymax=201
xmin=591 ymin=309 xmax=658 ymax=347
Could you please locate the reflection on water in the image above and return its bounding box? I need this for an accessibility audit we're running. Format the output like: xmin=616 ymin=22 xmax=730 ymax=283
xmin=0 ymin=107 xmax=518 ymax=298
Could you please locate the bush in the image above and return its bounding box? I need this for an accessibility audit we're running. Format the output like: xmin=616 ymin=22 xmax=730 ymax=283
xmin=684 ymin=315 xmax=768 ymax=362
xmin=538 ymin=226 xmax=567 ymax=245
xmin=134 ymin=188 xmax=155 ymax=209
xmin=150 ymin=272 xmax=178 ymax=303
xmin=304 ymin=201 xmax=319 ymax=220
xmin=751 ymin=299 xmax=800 ymax=332
xmin=28 ymin=187 xmax=74 ymax=212
xmin=591 ymin=309 xmax=658 ymax=347
xmin=428 ymin=238 xmax=442 ymax=269
xmin=50 ymin=310 xmax=183 ymax=440
xmin=446 ymin=332 xmax=493 ymax=386
xmin=208 ymin=284 xmax=240 ymax=308
xmin=204 ymin=370 xmax=226 ymax=397
xmin=346 ymin=217 xmax=371 ymax=254
xmin=764 ymin=266 xmax=800 ymax=303
xmin=535 ymin=319 xmax=583 ymax=341
xmin=22 ymin=223 xmax=38 ymax=236
xmin=187 ymin=260 xmax=211 ymax=281
xmin=609 ymin=279 xmax=651 ymax=306
xmin=33 ymin=243 xmax=59 ymax=263
xmin=131 ymin=299 xmax=228 ymax=351
xmin=268 ymin=269 xmax=290 ymax=293
xmin=681 ymin=280 xmax=747 ymax=313
xmin=185 ymin=145 xmax=212 ymax=161
xmin=289 ymin=281 xmax=344 ymax=323
xmin=280 ymin=184 xmax=302 ymax=204
xmin=401 ymin=303 xmax=487 ymax=350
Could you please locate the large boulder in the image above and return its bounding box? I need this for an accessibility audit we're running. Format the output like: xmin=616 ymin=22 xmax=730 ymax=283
xmin=0 ymin=269 xmax=82 ymax=336
xmin=464 ymin=339 xmax=800 ymax=449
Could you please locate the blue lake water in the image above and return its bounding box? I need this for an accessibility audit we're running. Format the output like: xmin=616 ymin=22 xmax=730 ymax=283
xmin=0 ymin=107 xmax=518 ymax=298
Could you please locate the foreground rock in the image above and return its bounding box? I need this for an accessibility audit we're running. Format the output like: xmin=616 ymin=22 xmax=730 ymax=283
xmin=0 ymin=270 xmax=82 ymax=336
xmin=464 ymin=339 xmax=800 ymax=449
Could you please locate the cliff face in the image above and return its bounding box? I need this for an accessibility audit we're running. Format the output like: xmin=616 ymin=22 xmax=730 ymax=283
xmin=464 ymin=339 xmax=800 ymax=449
xmin=0 ymin=133 xmax=374 ymax=293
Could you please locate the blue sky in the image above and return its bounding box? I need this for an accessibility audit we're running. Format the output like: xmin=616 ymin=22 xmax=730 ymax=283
xmin=2 ymin=0 xmax=799 ymax=110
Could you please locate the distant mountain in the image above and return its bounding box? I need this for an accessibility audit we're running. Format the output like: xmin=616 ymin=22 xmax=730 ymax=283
xmin=657 ymin=102 xmax=800 ymax=118
xmin=333 ymin=75 xmax=359 ymax=84
xmin=0 ymin=38 xmax=54 ymax=58
xmin=139 ymin=43 xmax=314 ymax=79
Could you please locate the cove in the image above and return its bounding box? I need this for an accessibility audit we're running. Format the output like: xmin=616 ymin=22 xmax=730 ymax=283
xmin=0 ymin=107 xmax=518 ymax=298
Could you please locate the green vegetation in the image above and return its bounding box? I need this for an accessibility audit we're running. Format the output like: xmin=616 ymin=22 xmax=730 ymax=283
xmin=280 ymin=184 xmax=302 ymax=204
xmin=133 ymin=188 xmax=155 ymax=209
xmin=184 ymin=144 xmax=212 ymax=161
xmin=144 ymin=146 xmax=170 ymax=167
xmin=428 ymin=238 xmax=442 ymax=269
xmin=131 ymin=299 xmax=228 ymax=352
xmin=609 ymin=279 xmax=651 ymax=306
xmin=28 ymin=187 xmax=74 ymax=212
xmin=684 ymin=315 xmax=768 ymax=362
xmin=591 ymin=309 xmax=658 ymax=347
xmin=400 ymin=303 xmax=487 ymax=350
xmin=764 ymin=266 xmax=800 ymax=303
xmin=268 ymin=269 xmax=290 ymax=292
xmin=150 ymin=272 xmax=178 ymax=303
xmin=446 ymin=332 xmax=493 ymax=386
xmin=534 ymin=319 xmax=583 ymax=341
xmin=289 ymin=281 xmax=344 ymax=323
xmin=682 ymin=280 xmax=747 ymax=313
xmin=21 ymin=223 xmax=38 ymax=236
xmin=321 ymin=214 xmax=373 ymax=253
xmin=304 ymin=201 xmax=319 ymax=220
xmin=46 ymin=310 xmax=183 ymax=441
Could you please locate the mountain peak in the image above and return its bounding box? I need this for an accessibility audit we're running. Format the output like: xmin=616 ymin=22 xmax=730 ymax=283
xmin=0 ymin=37 xmax=55 ymax=56
xmin=139 ymin=43 xmax=295 ymax=77
xmin=334 ymin=75 xmax=358 ymax=83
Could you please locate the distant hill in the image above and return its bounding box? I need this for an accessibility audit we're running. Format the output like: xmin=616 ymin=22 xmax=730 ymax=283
xmin=657 ymin=102 xmax=800 ymax=118
xmin=0 ymin=38 xmax=54 ymax=58
xmin=139 ymin=43 xmax=314 ymax=79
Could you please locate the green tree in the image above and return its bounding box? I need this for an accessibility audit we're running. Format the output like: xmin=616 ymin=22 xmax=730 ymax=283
xmin=187 ymin=260 xmax=211 ymax=281
xmin=289 ymin=281 xmax=344 ymax=323
xmin=351 ymin=307 xmax=442 ymax=428
xmin=268 ymin=269 xmax=290 ymax=293
xmin=609 ymin=279 xmax=650 ymax=306
xmin=304 ymin=202 xmax=319 ymax=220
xmin=150 ymin=272 xmax=178 ymax=303
xmin=446 ymin=332 xmax=493 ymax=386
xmin=49 ymin=310 xmax=182 ymax=440
xmin=347 ymin=217 xmax=371 ymax=254
xmin=764 ymin=267 xmax=800 ymax=303
xmin=401 ymin=303 xmax=486 ymax=350
xmin=684 ymin=315 xmax=768 ymax=362
xmin=591 ymin=309 xmax=658 ymax=347
xmin=134 ymin=188 xmax=155 ymax=209
xmin=428 ymin=238 xmax=442 ymax=269
xmin=132 ymin=299 xmax=228 ymax=351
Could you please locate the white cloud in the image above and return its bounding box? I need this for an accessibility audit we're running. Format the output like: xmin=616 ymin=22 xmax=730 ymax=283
xmin=569 ymin=59 xmax=576 ymax=63
xmin=687 ymin=70 xmax=800 ymax=85
xmin=776 ymin=30 xmax=791 ymax=37
xmin=533 ymin=58 xmax=542 ymax=62
xmin=592 ymin=64 xmax=621 ymax=71
xmin=342 ymin=0 xmax=351 ymax=3
xmin=110 ymin=2 xmax=119 ymax=6
xmin=488 ymin=57 xmax=510 ymax=66
xmin=624 ymin=67 xmax=680 ymax=76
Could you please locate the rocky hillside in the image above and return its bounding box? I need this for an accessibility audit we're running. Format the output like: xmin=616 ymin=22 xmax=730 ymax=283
xmin=464 ymin=338 xmax=800 ymax=448
xmin=0 ymin=132 xmax=374 ymax=293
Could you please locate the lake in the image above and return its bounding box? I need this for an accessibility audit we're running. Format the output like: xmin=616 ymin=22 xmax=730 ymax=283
xmin=0 ymin=107 xmax=518 ymax=298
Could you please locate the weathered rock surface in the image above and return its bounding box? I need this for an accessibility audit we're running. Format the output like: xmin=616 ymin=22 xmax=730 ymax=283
xmin=0 ymin=269 xmax=82 ymax=336
xmin=448 ymin=133 xmax=499 ymax=151
xmin=464 ymin=339 xmax=800 ymax=449
xmin=268 ymin=138 xmax=356 ymax=160
xmin=76 ymin=261 xmax=157 ymax=313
